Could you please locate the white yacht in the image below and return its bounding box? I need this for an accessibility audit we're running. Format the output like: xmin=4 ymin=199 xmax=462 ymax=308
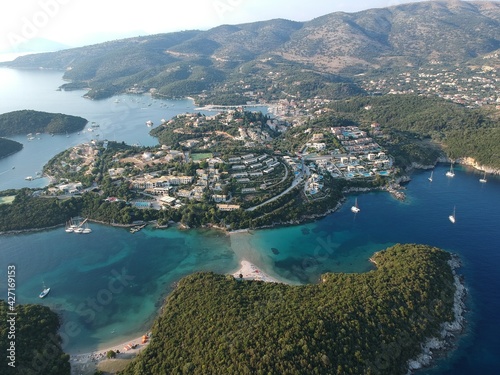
xmin=446 ymin=164 xmax=455 ymax=178
xmin=82 ymin=222 xmax=92 ymax=234
xmin=39 ymin=282 xmax=50 ymax=299
xmin=449 ymin=206 xmax=456 ymax=224
xmin=479 ymin=172 xmax=487 ymax=183
xmin=351 ymin=198 xmax=360 ymax=213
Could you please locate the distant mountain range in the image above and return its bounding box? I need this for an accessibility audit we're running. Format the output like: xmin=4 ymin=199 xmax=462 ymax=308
xmin=2 ymin=1 xmax=500 ymax=100
xmin=1 ymin=37 xmax=70 ymax=54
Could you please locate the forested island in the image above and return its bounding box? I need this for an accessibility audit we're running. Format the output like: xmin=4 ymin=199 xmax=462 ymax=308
xmin=0 ymin=137 xmax=23 ymax=159
xmin=119 ymin=244 xmax=461 ymax=375
xmin=0 ymin=110 xmax=87 ymax=136
xmin=0 ymin=301 xmax=70 ymax=375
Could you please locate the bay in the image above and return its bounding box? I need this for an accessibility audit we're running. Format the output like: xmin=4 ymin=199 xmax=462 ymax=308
xmin=0 ymin=67 xmax=268 ymax=191
xmin=0 ymin=67 xmax=191 ymax=190
xmin=0 ymin=68 xmax=499 ymax=373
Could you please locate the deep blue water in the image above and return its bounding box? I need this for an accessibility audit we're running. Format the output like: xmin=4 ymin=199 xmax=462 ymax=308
xmin=0 ymin=68 xmax=499 ymax=372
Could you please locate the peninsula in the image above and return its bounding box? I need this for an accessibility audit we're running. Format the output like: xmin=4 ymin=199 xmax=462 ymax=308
xmin=0 ymin=301 xmax=70 ymax=375
xmin=120 ymin=244 xmax=464 ymax=375
xmin=0 ymin=137 xmax=23 ymax=159
xmin=0 ymin=110 xmax=88 ymax=137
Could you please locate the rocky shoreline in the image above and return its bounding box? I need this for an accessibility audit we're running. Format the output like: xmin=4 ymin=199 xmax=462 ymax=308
xmin=406 ymin=254 xmax=467 ymax=374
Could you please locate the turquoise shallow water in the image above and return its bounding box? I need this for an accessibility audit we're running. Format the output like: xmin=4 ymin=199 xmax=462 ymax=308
xmin=1 ymin=68 xmax=500 ymax=372
xmin=1 ymin=164 xmax=499 ymax=375
xmin=0 ymin=226 xmax=238 ymax=353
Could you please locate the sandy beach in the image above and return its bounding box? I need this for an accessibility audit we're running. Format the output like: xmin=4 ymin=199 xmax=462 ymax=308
xmin=69 ymin=260 xmax=277 ymax=374
xmin=231 ymin=260 xmax=280 ymax=283
xmin=69 ymin=333 xmax=151 ymax=375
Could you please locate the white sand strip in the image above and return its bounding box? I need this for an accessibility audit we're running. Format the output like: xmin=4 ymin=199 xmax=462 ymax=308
xmin=69 ymin=334 xmax=151 ymax=374
xmin=231 ymin=260 xmax=280 ymax=283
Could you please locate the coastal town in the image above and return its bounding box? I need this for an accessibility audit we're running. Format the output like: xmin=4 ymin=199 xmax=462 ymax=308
xmin=359 ymin=60 xmax=500 ymax=109
xmin=41 ymin=105 xmax=398 ymax=221
xmin=4 ymin=3 xmax=500 ymax=375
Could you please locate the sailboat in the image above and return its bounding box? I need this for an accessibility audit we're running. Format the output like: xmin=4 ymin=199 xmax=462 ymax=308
xmin=82 ymin=222 xmax=92 ymax=234
xmin=351 ymin=198 xmax=360 ymax=213
xmin=449 ymin=206 xmax=456 ymax=224
xmin=446 ymin=163 xmax=455 ymax=178
xmin=39 ymin=282 xmax=50 ymax=299
xmin=479 ymin=171 xmax=487 ymax=183
xmin=428 ymin=170 xmax=433 ymax=182
xmin=65 ymin=221 xmax=74 ymax=233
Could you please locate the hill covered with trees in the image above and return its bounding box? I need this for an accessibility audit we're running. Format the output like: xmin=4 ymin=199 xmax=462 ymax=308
xmin=0 ymin=138 xmax=23 ymax=159
xmin=0 ymin=301 xmax=70 ymax=375
xmin=121 ymin=244 xmax=457 ymax=375
xmin=326 ymin=95 xmax=500 ymax=168
xmin=0 ymin=189 xmax=80 ymax=232
xmin=0 ymin=110 xmax=87 ymax=136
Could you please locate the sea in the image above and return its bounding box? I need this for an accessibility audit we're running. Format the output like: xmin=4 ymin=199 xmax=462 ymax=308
xmin=0 ymin=67 xmax=499 ymax=374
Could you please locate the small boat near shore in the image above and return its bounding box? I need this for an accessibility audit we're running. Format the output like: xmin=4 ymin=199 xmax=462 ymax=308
xmin=39 ymin=288 xmax=50 ymax=298
xmin=39 ymin=282 xmax=50 ymax=299
xmin=479 ymin=172 xmax=487 ymax=183
xmin=446 ymin=163 xmax=455 ymax=178
xmin=65 ymin=221 xmax=74 ymax=233
xmin=82 ymin=222 xmax=92 ymax=234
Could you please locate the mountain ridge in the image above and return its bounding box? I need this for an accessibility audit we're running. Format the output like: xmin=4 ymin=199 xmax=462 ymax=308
xmin=2 ymin=1 xmax=500 ymax=99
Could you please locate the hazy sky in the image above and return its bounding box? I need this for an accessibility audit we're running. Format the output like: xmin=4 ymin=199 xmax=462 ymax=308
xmin=0 ymin=0 xmax=496 ymax=52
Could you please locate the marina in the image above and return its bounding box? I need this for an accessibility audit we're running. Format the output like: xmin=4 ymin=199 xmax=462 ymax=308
xmin=65 ymin=218 xmax=92 ymax=234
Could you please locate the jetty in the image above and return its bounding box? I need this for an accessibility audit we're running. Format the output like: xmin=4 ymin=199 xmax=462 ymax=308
xmin=387 ymin=183 xmax=406 ymax=201
xmin=130 ymin=223 xmax=147 ymax=233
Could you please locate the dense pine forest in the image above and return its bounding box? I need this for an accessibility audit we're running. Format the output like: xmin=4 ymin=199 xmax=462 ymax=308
xmin=0 ymin=301 xmax=70 ymax=375
xmin=0 ymin=110 xmax=87 ymax=136
xmin=0 ymin=189 xmax=80 ymax=232
xmin=120 ymin=244 xmax=456 ymax=375
xmin=0 ymin=138 xmax=23 ymax=159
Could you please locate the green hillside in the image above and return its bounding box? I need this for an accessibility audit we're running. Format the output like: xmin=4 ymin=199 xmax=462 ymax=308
xmin=0 ymin=138 xmax=23 ymax=159
xmin=121 ymin=244 xmax=456 ymax=375
xmin=0 ymin=110 xmax=87 ymax=136
xmin=0 ymin=300 xmax=70 ymax=375
xmin=328 ymin=95 xmax=500 ymax=168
